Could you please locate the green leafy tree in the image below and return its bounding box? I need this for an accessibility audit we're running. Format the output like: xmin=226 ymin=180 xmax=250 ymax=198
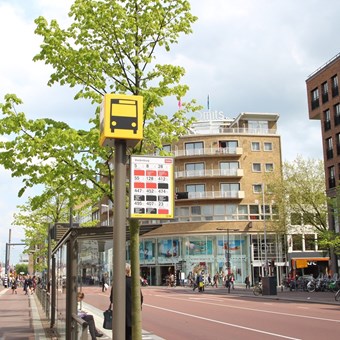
xmin=0 ymin=1 xmax=200 ymax=338
xmin=15 ymin=263 xmax=28 ymax=275
xmin=267 ymin=156 xmax=328 ymax=234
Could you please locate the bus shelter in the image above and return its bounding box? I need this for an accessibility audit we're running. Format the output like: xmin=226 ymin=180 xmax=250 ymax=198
xmin=50 ymin=225 xmax=158 ymax=339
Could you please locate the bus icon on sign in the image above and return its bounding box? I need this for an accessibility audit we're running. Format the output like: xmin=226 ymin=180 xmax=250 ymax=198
xmin=110 ymin=98 xmax=138 ymax=134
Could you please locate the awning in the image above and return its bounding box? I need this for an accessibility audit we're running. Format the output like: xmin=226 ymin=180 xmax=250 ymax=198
xmin=292 ymin=257 xmax=329 ymax=269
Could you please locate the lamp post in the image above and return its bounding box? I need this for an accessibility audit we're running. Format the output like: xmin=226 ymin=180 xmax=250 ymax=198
xmin=101 ymin=204 xmax=110 ymax=226
xmin=262 ymin=184 xmax=268 ymax=277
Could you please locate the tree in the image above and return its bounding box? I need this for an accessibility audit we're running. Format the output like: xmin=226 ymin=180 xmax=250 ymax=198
xmin=15 ymin=263 xmax=28 ymax=275
xmin=0 ymin=1 xmax=200 ymax=338
xmin=267 ymin=156 xmax=328 ymax=233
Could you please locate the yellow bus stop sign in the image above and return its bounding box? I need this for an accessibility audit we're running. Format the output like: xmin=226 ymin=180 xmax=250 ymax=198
xmin=100 ymin=93 xmax=143 ymax=147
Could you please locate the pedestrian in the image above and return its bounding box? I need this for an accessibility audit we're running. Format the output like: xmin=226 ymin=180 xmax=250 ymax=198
xmin=11 ymin=276 xmax=18 ymax=294
xmin=32 ymin=276 xmax=37 ymax=294
xmin=110 ymin=263 xmax=143 ymax=340
xmin=27 ymin=275 xmax=33 ymax=294
xmin=213 ymin=273 xmax=219 ymax=288
xmin=23 ymin=276 xmax=30 ymax=295
xmin=77 ymin=292 xmax=103 ymax=339
xmin=198 ymin=271 xmax=204 ymax=292
xmin=101 ymin=274 xmax=107 ymax=292
xmin=230 ymin=273 xmax=235 ymax=289
xmin=244 ymin=275 xmax=250 ymax=289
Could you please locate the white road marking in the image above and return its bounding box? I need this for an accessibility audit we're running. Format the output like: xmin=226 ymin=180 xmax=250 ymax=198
xmin=145 ymin=304 xmax=301 ymax=340
xmin=152 ymin=294 xmax=340 ymax=323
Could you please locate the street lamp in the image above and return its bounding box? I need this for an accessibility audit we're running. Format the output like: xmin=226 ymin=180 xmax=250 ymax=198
xmin=262 ymin=184 xmax=268 ymax=277
xmin=101 ymin=204 xmax=110 ymax=226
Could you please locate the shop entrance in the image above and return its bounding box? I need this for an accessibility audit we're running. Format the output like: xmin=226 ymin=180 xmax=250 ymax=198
xmin=140 ymin=266 xmax=156 ymax=286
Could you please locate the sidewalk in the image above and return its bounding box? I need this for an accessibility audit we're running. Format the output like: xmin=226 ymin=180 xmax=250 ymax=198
xmin=189 ymin=283 xmax=340 ymax=305
xmin=0 ymin=286 xmax=47 ymax=339
xmin=0 ymin=284 xmax=338 ymax=339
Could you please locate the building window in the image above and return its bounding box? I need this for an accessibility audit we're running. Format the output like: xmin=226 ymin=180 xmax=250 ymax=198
xmin=238 ymin=205 xmax=248 ymax=220
xmin=328 ymin=166 xmax=335 ymax=188
xmin=322 ymin=81 xmax=329 ymax=103
xmin=218 ymin=140 xmax=238 ymax=153
xmin=304 ymin=234 xmax=315 ymax=251
xmin=248 ymin=120 xmax=268 ymax=133
xmin=185 ymin=141 xmax=204 ymax=156
xmin=337 ymin=133 xmax=340 ymax=155
xmin=326 ymin=137 xmax=333 ymax=159
xmin=185 ymin=162 xmax=204 ymax=177
xmin=332 ymin=75 xmax=339 ymax=97
xmin=264 ymin=142 xmax=273 ymax=151
xmin=324 ymin=109 xmax=331 ymax=131
xmin=251 ymin=141 xmax=260 ymax=151
xmin=184 ymin=184 xmax=205 ymax=199
xmin=252 ymin=163 xmax=261 ymax=172
xmin=249 ymin=205 xmax=260 ymax=220
xmin=202 ymin=205 xmax=213 ymax=221
xmin=253 ymin=184 xmax=263 ymax=193
xmin=162 ymin=144 xmax=171 ymax=153
xmin=334 ymin=103 xmax=340 ymax=126
xmin=220 ymin=183 xmax=240 ymax=198
xmin=292 ymin=234 xmax=303 ymax=251
xmin=311 ymin=88 xmax=319 ymax=109
xmin=265 ymin=163 xmax=274 ymax=172
xmin=220 ymin=161 xmax=239 ymax=176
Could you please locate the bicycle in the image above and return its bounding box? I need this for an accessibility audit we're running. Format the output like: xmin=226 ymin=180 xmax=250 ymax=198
xmin=253 ymin=283 xmax=262 ymax=296
xmin=334 ymin=289 xmax=340 ymax=301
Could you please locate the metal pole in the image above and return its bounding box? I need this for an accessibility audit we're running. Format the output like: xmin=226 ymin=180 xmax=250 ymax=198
xmin=263 ymin=184 xmax=268 ymax=276
xmin=8 ymin=229 xmax=11 ymax=273
xmin=5 ymin=243 xmax=8 ymax=275
xmin=113 ymin=140 xmax=127 ymax=340
xmin=227 ymin=229 xmax=231 ymax=294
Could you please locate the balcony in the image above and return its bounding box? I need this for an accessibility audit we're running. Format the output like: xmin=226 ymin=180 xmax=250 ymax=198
xmin=173 ymin=147 xmax=243 ymax=158
xmin=175 ymin=190 xmax=245 ymax=200
xmin=175 ymin=168 xmax=244 ymax=179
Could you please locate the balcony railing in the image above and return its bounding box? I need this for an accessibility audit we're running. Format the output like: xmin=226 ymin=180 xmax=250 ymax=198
xmin=175 ymin=168 xmax=244 ymax=179
xmin=173 ymin=147 xmax=243 ymax=157
xmin=176 ymin=190 xmax=245 ymax=200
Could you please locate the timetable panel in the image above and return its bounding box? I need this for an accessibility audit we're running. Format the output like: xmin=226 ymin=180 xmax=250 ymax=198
xmin=130 ymin=156 xmax=174 ymax=219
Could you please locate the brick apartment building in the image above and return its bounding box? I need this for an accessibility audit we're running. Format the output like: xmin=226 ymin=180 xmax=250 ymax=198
xmin=306 ymin=52 xmax=340 ymax=272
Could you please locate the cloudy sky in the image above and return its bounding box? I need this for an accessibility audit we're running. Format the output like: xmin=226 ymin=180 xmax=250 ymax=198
xmin=1 ymin=0 xmax=339 ymax=265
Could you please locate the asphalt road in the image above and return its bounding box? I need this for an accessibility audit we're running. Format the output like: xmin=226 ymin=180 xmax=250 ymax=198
xmin=141 ymin=287 xmax=340 ymax=340
xmin=81 ymin=285 xmax=340 ymax=340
